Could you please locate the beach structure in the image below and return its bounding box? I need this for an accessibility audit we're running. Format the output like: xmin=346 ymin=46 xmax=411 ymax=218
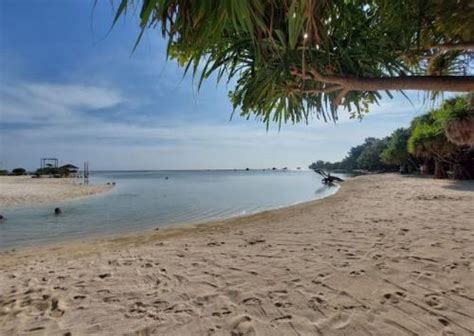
xmin=40 ymin=158 xmax=58 ymax=170
xmin=59 ymin=164 xmax=79 ymax=177
xmin=37 ymin=159 xmax=81 ymax=178
xmin=83 ymin=161 xmax=89 ymax=185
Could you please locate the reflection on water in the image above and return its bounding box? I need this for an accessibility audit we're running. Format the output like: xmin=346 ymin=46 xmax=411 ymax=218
xmin=0 ymin=170 xmax=347 ymax=249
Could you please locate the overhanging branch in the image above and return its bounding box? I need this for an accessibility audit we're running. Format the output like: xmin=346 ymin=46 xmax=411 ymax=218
xmin=430 ymin=42 xmax=474 ymax=51
xmin=291 ymin=68 xmax=474 ymax=96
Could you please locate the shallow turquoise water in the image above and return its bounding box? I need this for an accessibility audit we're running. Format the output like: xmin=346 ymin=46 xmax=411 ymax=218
xmin=0 ymin=170 xmax=347 ymax=250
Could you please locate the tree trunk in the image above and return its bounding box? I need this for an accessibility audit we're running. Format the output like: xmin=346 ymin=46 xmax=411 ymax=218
xmin=298 ymin=69 xmax=474 ymax=92
xmin=431 ymin=42 xmax=474 ymax=51
xmin=330 ymin=75 xmax=474 ymax=92
xmin=452 ymin=164 xmax=468 ymax=180
xmin=433 ymin=159 xmax=447 ymax=179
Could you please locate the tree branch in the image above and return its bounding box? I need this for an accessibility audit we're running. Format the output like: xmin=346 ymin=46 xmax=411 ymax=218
xmin=430 ymin=42 xmax=474 ymax=51
xmin=292 ymin=68 xmax=474 ymax=92
xmin=336 ymin=75 xmax=474 ymax=92
xmin=289 ymin=85 xmax=342 ymax=94
xmin=333 ymin=88 xmax=349 ymax=108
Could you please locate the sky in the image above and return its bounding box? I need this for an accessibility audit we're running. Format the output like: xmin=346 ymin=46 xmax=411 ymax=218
xmin=0 ymin=0 xmax=433 ymax=171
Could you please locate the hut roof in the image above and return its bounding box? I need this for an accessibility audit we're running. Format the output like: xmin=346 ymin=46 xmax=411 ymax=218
xmin=60 ymin=164 xmax=79 ymax=170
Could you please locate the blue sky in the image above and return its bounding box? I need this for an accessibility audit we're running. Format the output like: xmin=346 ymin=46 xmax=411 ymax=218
xmin=0 ymin=0 xmax=432 ymax=170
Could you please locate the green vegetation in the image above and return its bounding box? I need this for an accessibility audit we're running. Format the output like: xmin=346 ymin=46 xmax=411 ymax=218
xmin=309 ymin=137 xmax=397 ymax=173
xmin=34 ymin=166 xmax=77 ymax=177
xmin=0 ymin=170 xmax=8 ymax=176
xmin=35 ymin=167 xmax=60 ymax=176
xmin=310 ymin=95 xmax=474 ymax=179
xmin=11 ymin=168 xmax=27 ymax=176
xmin=380 ymin=128 xmax=417 ymax=173
xmin=437 ymin=96 xmax=474 ymax=145
xmin=356 ymin=138 xmax=393 ymax=172
xmin=115 ymin=0 xmax=473 ymax=125
xmin=407 ymin=96 xmax=474 ymax=179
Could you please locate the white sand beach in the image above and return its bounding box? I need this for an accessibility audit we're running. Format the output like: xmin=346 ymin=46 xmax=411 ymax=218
xmin=0 ymin=174 xmax=473 ymax=335
xmin=0 ymin=176 xmax=112 ymax=209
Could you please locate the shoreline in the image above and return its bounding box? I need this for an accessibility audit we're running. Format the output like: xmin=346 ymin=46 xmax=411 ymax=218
xmin=0 ymin=177 xmax=341 ymax=252
xmin=0 ymin=176 xmax=112 ymax=210
xmin=0 ymin=181 xmax=342 ymax=254
xmin=1 ymin=174 xmax=473 ymax=335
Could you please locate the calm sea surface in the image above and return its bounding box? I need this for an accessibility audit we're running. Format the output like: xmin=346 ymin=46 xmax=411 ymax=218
xmin=0 ymin=170 xmax=348 ymax=250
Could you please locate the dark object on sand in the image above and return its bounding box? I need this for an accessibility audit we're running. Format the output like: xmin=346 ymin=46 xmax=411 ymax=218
xmin=313 ymin=169 xmax=344 ymax=185
xmin=165 ymin=177 xmax=169 ymax=180
xmin=112 ymin=182 xmax=116 ymax=185
xmin=54 ymin=208 xmax=62 ymax=215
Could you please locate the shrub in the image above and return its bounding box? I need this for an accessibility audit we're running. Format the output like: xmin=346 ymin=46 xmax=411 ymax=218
xmin=12 ymin=168 xmax=27 ymax=176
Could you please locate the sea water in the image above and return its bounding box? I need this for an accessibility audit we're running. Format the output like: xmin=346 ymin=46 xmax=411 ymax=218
xmin=0 ymin=170 xmax=347 ymax=249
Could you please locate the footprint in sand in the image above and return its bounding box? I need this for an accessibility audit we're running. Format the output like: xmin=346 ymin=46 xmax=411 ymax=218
xmin=211 ymin=307 xmax=232 ymax=318
xmin=241 ymin=297 xmax=262 ymax=306
xmin=49 ymin=297 xmax=64 ymax=318
xmin=98 ymin=273 xmax=111 ymax=279
xmin=246 ymin=237 xmax=265 ymax=245
xmin=103 ymin=296 xmax=120 ymax=303
xmin=271 ymin=315 xmax=292 ymax=323
xmin=371 ymin=253 xmax=383 ymax=260
xmin=424 ymin=294 xmax=445 ymax=310
xmin=268 ymin=289 xmax=288 ymax=300
xmin=450 ymin=285 xmax=468 ymax=295
xmin=152 ymin=299 xmax=169 ymax=311
xmin=97 ymin=289 xmax=111 ymax=294
xmin=231 ymin=315 xmax=255 ymax=336
xmin=442 ymin=262 xmax=459 ymax=272
xmin=274 ymin=301 xmax=292 ymax=308
xmin=349 ymin=269 xmax=366 ymax=277
xmin=308 ymin=295 xmax=327 ymax=311
xmin=316 ymin=312 xmax=351 ymax=330
xmin=438 ymin=318 xmax=450 ymax=327
xmin=380 ymin=291 xmax=406 ymax=305
xmin=126 ymin=301 xmax=148 ymax=319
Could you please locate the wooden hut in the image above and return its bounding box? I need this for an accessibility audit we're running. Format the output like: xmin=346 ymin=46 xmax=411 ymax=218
xmin=59 ymin=164 xmax=79 ymax=177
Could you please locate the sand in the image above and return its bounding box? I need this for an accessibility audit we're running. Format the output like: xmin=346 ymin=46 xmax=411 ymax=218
xmin=0 ymin=176 xmax=112 ymax=209
xmin=0 ymin=174 xmax=473 ymax=335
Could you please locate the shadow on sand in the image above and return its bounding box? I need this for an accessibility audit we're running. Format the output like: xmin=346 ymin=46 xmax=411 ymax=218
xmin=441 ymin=180 xmax=474 ymax=192
xmin=401 ymin=174 xmax=474 ymax=192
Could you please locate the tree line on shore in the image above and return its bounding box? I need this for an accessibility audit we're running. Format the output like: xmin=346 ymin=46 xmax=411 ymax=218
xmin=0 ymin=168 xmax=27 ymax=176
xmin=0 ymin=165 xmax=78 ymax=177
xmin=309 ymin=95 xmax=474 ymax=180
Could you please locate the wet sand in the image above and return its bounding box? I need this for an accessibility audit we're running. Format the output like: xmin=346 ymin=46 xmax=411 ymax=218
xmin=0 ymin=174 xmax=473 ymax=335
xmin=0 ymin=176 xmax=111 ymax=209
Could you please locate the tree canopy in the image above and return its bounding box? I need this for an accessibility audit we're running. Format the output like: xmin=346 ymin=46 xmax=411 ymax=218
xmin=114 ymin=0 xmax=474 ymax=125
xmin=407 ymin=96 xmax=473 ymax=178
xmin=436 ymin=95 xmax=474 ymax=145
xmin=11 ymin=168 xmax=26 ymax=176
xmin=356 ymin=137 xmax=391 ymax=171
xmin=309 ymin=95 xmax=473 ymax=179
xmin=380 ymin=128 xmax=412 ymax=167
xmin=310 ymin=136 xmax=397 ymax=172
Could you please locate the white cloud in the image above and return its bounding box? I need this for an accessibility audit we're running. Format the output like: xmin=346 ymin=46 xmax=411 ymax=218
xmin=23 ymin=83 xmax=125 ymax=110
xmin=0 ymin=79 xmax=427 ymax=170
xmin=0 ymin=81 xmax=125 ymax=123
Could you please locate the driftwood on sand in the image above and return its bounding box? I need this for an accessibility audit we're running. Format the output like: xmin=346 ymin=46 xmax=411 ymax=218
xmin=313 ymin=169 xmax=344 ymax=185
